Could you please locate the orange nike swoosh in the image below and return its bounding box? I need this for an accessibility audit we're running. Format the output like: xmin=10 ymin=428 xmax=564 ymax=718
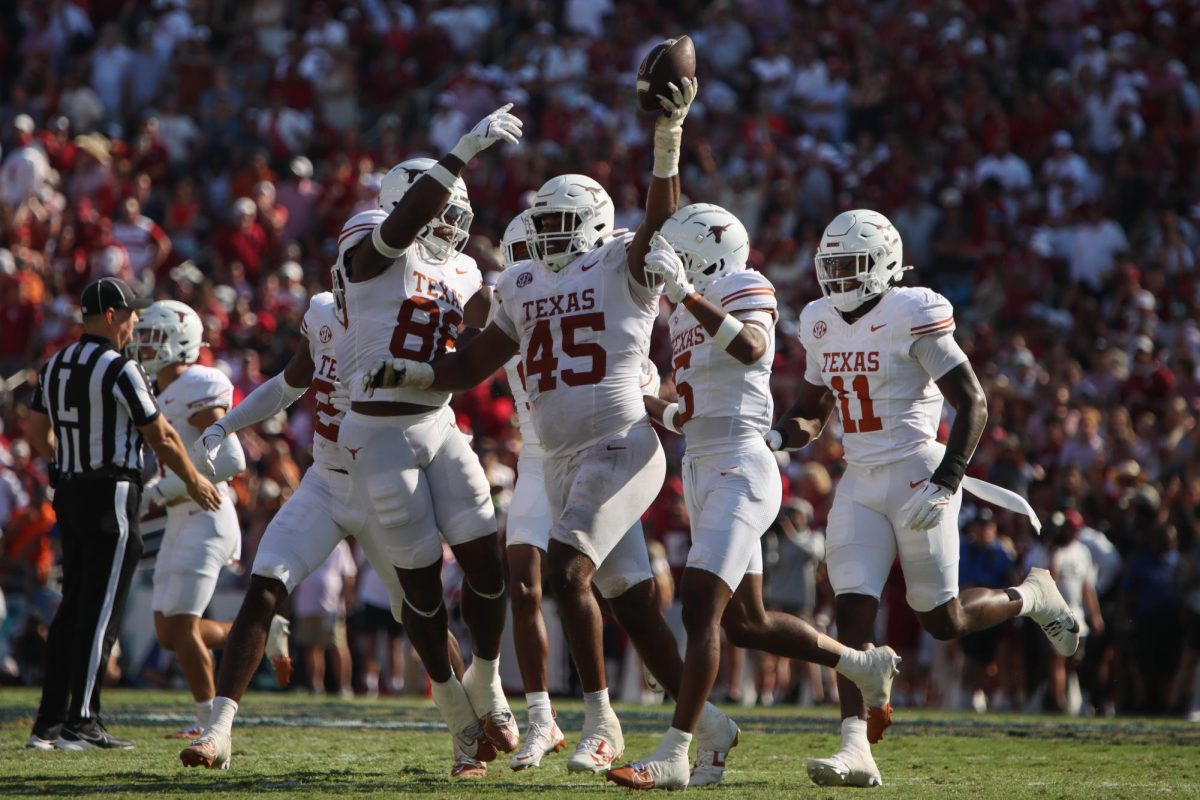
xmin=909 ymin=479 xmax=926 ymax=489
xmin=871 ymin=324 xmax=887 ymax=332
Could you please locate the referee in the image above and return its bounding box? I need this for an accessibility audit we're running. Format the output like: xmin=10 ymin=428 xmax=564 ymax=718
xmin=24 ymin=277 xmax=221 ymax=751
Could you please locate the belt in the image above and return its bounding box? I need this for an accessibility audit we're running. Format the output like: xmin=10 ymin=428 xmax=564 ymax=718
xmin=350 ymin=400 xmax=440 ymax=417
xmin=61 ymin=467 xmax=141 ymax=484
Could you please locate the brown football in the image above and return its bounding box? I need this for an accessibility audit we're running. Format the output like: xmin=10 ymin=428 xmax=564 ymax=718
xmin=636 ymin=35 xmax=697 ymax=114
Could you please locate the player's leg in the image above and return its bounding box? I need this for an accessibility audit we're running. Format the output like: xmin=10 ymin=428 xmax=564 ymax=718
xmin=426 ymin=412 xmax=515 ymax=752
xmin=808 ymin=468 xmax=896 ymax=789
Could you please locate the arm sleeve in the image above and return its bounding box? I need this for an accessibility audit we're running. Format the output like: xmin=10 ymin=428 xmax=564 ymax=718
xmin=911 ymin=331 xmax=970 ymax=381
xmin=208 ymin=430 xmax=246 ymax=483
xmin=217 ymin=372 xmax=308 ymax=435
xmin=114 ymin=360 xmax=161 ymax=426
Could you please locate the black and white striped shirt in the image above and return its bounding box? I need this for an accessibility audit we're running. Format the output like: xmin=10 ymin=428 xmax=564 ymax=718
xmin=31 ymin=334 xmax=161 ymax=476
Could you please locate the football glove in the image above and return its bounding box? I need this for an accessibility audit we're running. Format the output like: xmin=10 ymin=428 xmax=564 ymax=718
xmin=656 ymin=76 xmax=699 ymax=126
xmin=644 ymin=234 xmax=695 ymax=302
xmin=329 ymin=380 xmax=351 ymax=414
xmin=899 ymin=480 xmax=954 ymax=531
xmin=362 ymin=357 xmax=434 ymax=396
xmin=194 ymin=422 xmax=227 ymax=479
xmin=451 ymin=103 xmax=524 ymax=163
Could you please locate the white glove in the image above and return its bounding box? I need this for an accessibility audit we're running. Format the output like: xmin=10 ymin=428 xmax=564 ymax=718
xmin=656 ymin=76 xmax=699 ymax=127
xmin=361 ymin=357 xmax=434 ymax=396
xmin=451 ymin=103 xmax=524 ymax=163
xmin=644 ymin=234 xmax=694 ymax=302
xmin=194 ymin=422 xmax=227 ymax=479
xmin=330 ymin=380 xmax=351 ymax=414
xmin=764 ymin=429 xmax=784 ymax=451
xmin=899 ymin=480 xmax=954 ymax=531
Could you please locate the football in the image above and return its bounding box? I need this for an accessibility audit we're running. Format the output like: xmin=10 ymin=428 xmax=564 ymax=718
xmin=636 ymin=35 xmax=696 ymax=113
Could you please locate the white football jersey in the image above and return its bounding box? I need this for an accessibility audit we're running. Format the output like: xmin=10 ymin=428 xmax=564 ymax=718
xmin=301 ymin=292 xmax=348 ymax=471
xmin=799 ymin=287 xmax=957 ymax=469
xmin=491 ymin=232 xmax=659 ymax=457
xmin=669 ymin=269 xmax=776 ymax=455
xmin=336 ymin=241 xmax=483 ymax=406
xmin=157 ymin=363 xmax=234 ymax=487
xmin=504 ymin=355 xmax=540 ymax=449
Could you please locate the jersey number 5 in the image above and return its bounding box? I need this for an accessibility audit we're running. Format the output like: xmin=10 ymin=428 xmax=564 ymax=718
xmin=672 ymin=351 xmax=695 ymax=427
xmin=525 ymin=312 xmax=607 ymax=392
xmin=390 ymin=297 xmax=463 ymax=361
xmin=830 ymin=374 xmax=883 ymax=433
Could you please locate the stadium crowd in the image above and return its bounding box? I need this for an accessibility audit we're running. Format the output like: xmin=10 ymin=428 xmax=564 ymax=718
xmin=1 ymin=0 xmax=1199 ymax=719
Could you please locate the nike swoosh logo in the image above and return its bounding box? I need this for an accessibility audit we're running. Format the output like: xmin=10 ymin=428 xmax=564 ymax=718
xmin=909 ymin=479 xmax=926 ymax=488
xmin=871 ymin=323 xmax=887 ymax=332
xmin=455 ymin=268 xmax=470 ymax=275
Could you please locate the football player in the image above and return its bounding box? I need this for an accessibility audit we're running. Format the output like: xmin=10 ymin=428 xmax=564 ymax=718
xmin=334 ymin=105 xmax=522 ymax=778
xmin=770 ymin=209 xmax=1079 ymax=787
xmin=363 ymin=78 xmax=745 ymax=784
xmin=497 ymin=213 xmax=665 ymax=771
xmin=131 ymin=301 xmax=246 ymax=740
xmin=607 ymin=204 xmax=901 ymax=790
xmin=179 ymin=214 xmax=464 ymax=770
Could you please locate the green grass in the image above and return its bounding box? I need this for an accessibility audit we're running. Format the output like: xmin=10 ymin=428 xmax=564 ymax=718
xmin=2 ymin=688 xmax=1198 ymax=798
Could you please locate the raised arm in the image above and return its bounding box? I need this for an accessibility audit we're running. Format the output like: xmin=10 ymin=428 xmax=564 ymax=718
xmin=628 ymin=78 xmax=697 ymax=285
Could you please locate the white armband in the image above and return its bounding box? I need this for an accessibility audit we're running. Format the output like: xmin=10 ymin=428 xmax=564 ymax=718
xmin=652 ymin=123 xmax=683 ymax=179
xmin=425 ymin=163 xmax=458 ymax=191
xmin=661 ymin=402 xmax=682 ymax=434
xmin=372 ymin=224 xmax=405 ymax=259
xmin=219 ymin=372 xmax=307 ymax=435
xmin=712 ymin=314 xmax=745 ymax=350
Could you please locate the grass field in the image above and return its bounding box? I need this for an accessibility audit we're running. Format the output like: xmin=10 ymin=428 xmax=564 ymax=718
xmin=2 ymin=688 xmax=1198 ymax=798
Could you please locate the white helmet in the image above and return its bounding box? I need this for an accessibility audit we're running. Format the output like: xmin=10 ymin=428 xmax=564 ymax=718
xmin=331 ymin=209 xmax=388 ymax=325
xmin=379 ymin=157 xmax=473 ymax=263
xmin=658 ymin=203 xmax=750 ymax=293
xmin=131 ymin=300 xmax=204 ymax=374
xmin=500 ymin=210 xmax=530 ymax=268
xmin=523 ymin=174 xmax=614 ymax=272
xmin=815 ymin=209 xmax=907 ymax=313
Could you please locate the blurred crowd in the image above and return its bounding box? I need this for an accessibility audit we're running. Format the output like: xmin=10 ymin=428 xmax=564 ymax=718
xmin=2 ymin=0 xmax=1200 ymax=718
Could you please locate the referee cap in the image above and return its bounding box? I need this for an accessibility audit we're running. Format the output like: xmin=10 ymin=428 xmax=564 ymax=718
xmin=80 ymin=277 xmax=152 ymax=316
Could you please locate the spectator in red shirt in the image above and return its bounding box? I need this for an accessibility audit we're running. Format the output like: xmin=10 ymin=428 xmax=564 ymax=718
xmin=111 ymin=196 xmax=171 ymax=285
xmin=215 ymin=197 xmax=270 ymax=282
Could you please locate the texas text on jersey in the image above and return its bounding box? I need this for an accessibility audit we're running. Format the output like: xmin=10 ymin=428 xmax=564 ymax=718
xmin=300 ymin=292 xmax=349 ymax=470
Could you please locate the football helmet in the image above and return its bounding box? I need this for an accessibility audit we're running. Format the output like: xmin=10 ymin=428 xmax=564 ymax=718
xmin=658 ymin=203 xmax=750 ymax=293
xmin=379 ymin=157 xmax=473 ymax=263
xmin=523 ymin=174 xmax=614 ymax=272
xmin=815 ymin=209 xmax=907 ymax=313
xmin=500 ymin=210 xmax=530 ymax=268
xmin=130 ymin=300 xmax=204 ymax=374
xmin=331 ymin=209 xmax=388 ymax=325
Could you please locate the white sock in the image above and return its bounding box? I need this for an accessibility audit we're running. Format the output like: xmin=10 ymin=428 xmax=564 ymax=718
xmin=583 ymin=688 xmax=611 ymax=718
xmin=208 ymin=697 xmax=238 ymax=737
xmin=463 ymin=655 xmax=505 ymax=715
xmin=653 ymin=726 xmax=693 ymax=761
xmin=835 ymin=647 xmax=867 ymax=678
xmin=695 ymin=701 xmax=726 ymax=743
xmin=840 ymin=716 xmax=869 ymax=751
xmin=431 ymin=676 xmax=475 ymax=734
xmin=526 ymin=691 xmax=552 ymax=726
xmin=195 ymin=699 xmax=214 ymax=727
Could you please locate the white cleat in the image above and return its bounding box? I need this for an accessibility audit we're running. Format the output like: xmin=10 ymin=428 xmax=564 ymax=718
xmin=25 ymin=734 xmax=56 ymax=751
xmin=567 ymin=714 xmax=624 ymax=774
xmin=266 ymin=615 xmax=293 ymax=688
xmin=180 ymin=730 xmax=231 ymax=770
xmin=481 ymin=709 xmax=520 ymax=754
xmin=509 ymin=719 xmax=567 ymax=771
xmin=807 ymin=747 xmax=882 ymax=788
xmin=842 ymin=646 xmax=902 ymax=743
xmin=607 ymin=753 xmax=690 ymax=790
xmin=690 ymin=714 xmax=739 ymax=787
xmin=1020 ymin=568 xmax=1081 ymax=657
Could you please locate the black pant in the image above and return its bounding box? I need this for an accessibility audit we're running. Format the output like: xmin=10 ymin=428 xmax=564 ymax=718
xmin=35 ymin=476 xmax=143 ymax=731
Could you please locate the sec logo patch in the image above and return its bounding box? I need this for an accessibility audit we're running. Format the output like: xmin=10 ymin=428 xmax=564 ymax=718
xmin=813 ymin=321 xmax=827 ymax=339
xmin=319 ymin=325 xmax=333 ymax=343
xmin=516 ymin=272 xmax=533 ymax=288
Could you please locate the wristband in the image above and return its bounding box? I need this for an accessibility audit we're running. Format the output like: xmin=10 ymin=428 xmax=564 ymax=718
xmin=930 ymin=452 xmax=967 ymax=493
xmin=426 ymin=163 xmax=458 ymax=191
xmin=712 ymin=314 xmax=745 ymax=350
xmin=406 ymin=360 xmax=435 ymax=390
xmin=450 ymin=138 xmax=479 ymax=164
xmin=681 ymin=293 xmax=701 ymax=309
xmin=372 ymin=224 xmax=405 ymax=259
xmin=661 ymin=403 xmax=682 ymax=434
xmin=652 ymin=122 xmax=682 ymax=179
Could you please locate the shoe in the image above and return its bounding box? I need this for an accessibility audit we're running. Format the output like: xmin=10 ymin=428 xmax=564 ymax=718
xmin=166 ymin=721 xmax=205 ymax=740
xmin=57 ymin=724 xmax=134 ymax=750
xmin=841 ymin=646 xmax=901 ymax=744
xmin=1020 ymin=568 xmax=1081 ymax=657
xmin=690 ymin=714 xmax=739 ymax=787
xmin=451 ymin=722 xmax=490 ymax=778
xmin=481 ymin=709 xmax=520 ymax=754
xmin=807 ymin=746 xmax=882 ymax=788
xmin=566 ymin=713 xmax=623 ymax=774
xmin=180 ymin=730 xmax=231 ymax=769
xmin=607 ymin=754 xmax=690 ymax=790
xmin=509 ymin=718 xmax=566 ymax=771
xmin=266 ymin=615 xmax=293 ymax=688
xmin=26 ymin=734 xmax=57 ymax=751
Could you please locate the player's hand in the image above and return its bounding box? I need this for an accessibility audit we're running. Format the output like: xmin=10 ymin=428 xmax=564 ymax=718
xmin=452 ymin=103 xmax=524 ymax=162
xmin=764 ymin=429 xmax=785 ymax=451
xmin=645 ymin=234 xmax=695 ymax=302
xmin=329 ymin=380 xmax=351 ymax=414
xmin=362 ymin=357 xmax=433 ymax=396
xmin=195 ymin=422 xmax=227 ymax=478
xmin=900 ymin=480 xmax=954 ymax=531
xmin=657 ymin=76 xmax=698 ymax=127
xmin=187 ymin=474 xmax=223 ymax=512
